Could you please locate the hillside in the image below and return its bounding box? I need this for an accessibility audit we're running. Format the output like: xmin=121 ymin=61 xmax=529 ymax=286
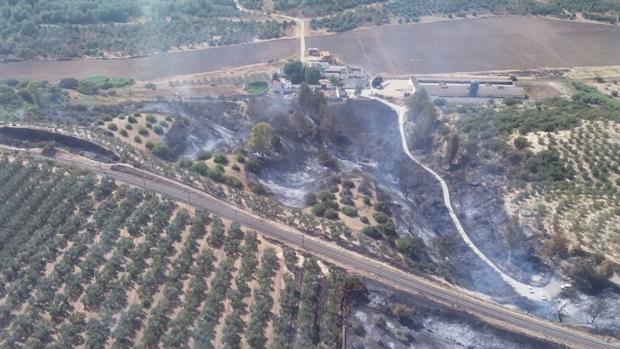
xmin=0 ymin=156 xmax=350 ymax=348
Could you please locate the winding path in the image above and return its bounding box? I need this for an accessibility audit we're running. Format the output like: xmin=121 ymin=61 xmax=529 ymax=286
xmin=363 ymin=91 xmax=562 ymax=300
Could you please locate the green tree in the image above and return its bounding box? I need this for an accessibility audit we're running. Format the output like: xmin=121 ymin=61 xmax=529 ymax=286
xmin=284 ymin=60 xmax=304 ymax=84
xmin=249 ymin=122 xmax=277 ymax=154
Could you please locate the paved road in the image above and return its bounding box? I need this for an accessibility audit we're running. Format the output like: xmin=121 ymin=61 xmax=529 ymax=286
xmin=18 ymin=150 xmax=619 ymax=349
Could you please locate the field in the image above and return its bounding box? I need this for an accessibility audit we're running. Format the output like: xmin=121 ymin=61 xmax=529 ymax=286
xmin=0 ymin=157 xmax=350 ymax=348
xmin=2 ymin=17 xmax=620 ymax=81
xmin=307 ymin=17 xmax=620 ymax=75
xmin=0 ymin=39 xmax=298 ymax=81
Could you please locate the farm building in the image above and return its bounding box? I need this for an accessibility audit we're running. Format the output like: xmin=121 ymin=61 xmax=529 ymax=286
xmin=409 ymin=77 xmax=526 ymax=99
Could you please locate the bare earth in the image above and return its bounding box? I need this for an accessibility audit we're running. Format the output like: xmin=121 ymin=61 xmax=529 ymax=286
xmin=2 ymin=17 xmax=620 ymax=81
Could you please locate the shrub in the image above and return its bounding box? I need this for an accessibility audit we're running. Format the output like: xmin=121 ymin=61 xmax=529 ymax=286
xmin=396 ymin=236 xmax=425 ymax=260
xmin=342 ymin=180 xmax=355 ymax=189
xmin=304 ymin=193 xmax=317 ymax=206
xmin=231 ymin=164 xmax=240 ymax=172
xmin=226 ymin=176 xmax=243 ymax=189
xmin=514 ymin=136 xmax=530 ymax=150
xmin=312 ymin=202 xmax=327 ymax=217
xmin=119 ymin=129 xmax=128 ymax=137
xmin=152 ymin=143 xmax=169 ymax=158
xmin=146 ymin=114 xmax=157 ymax=123
xmin=361 ymin=225 xmax=381 ymax=239
xmin=95 ymin=120 xmax=104 ymax=126
xmin=144 ymin=82 xmax=157 ymax=90
xmin=191 ymin=162 xmax=209 ymax=176
xmin=138 ymin=127 xmax=149 ymax=136
xmin=342 ymin=206 xmax=358 ymax=217
xmin=213 ymin=153 xmax=228 ymax=165
xmin=145 ymin=122 xmax=153 ymax=129
xmin=236 ymin=154 xmax=246 ymax=163
xmin=178 ymin=158 xmax=193 ymax=168
xmin=145 ymin=141 xmax=155 ymax=150
xmin=153 ymin=125 xmax=164 ymax=135
xmin=324 ymin=208 xmax=339 ymax=220
xmin=107 ymin=123 xmax=118 ymax=131
xmin=375 ymin=201 xmax=391 ymax=214
xmin=58 ymin=77 xmax=79 ymax=90
xmin=127 ymin=116 xmax=137 ymax=124
xmin=117 ymin=115 xmax=125 ymax=120
xmin=244 ymin=156 xmax=261 ymax=173
xmin=612 ymin=91 xmax=619 ymax=97
xmin=159 ymin=120 xmax=168 ymax=128
xmin=133 ymin=135 xmax=142 ymax=143
xmin=433 ymin=98 xmax=447 ymax=106
xmin=125 ymin=123 xmax=133 ymax=130
xmin=373 ymin=211 xmax=389 ymax=224
xmin=197 ymin=150 xmax=212 ymax=161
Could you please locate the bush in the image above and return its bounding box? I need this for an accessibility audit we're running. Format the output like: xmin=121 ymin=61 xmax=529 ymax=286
xmin=197 ymin=150 xmax=212 ymax=161
xmin=145 ymin=141 xmax=155 ymax=150
xmin=152 ymin=143 xmax=170 ymax=159
xmin=119 ymin=129 xmax=128 ymax=137
xmin=324 ymin=208 xmax=339 ymax=220
xmin=58 ymin=77 xmax=79 ymax=90
xmin=133 ymin=135 xmax=142 ymax=143
xmin=360 ymin=216 xmax=369 ymax=224
xmin=396 ymin=236 xmax=425 ymax=260
xmin=373 ymin=211 xmax=389 ymax=224
xmin=342 ymin=206 xmax=358 ymax=217
xmin=125 ymin=123 xmax=133 ymax=130
xmin=514 ymin=136 xmax=530 ymax=150
xmin=433 ymin=98 xmax=447 ymax=106
xmin=231 ymin=164 xmax=240 ymax=172
xmin=312 ymin=202 xmax=327 ymax=217
xmin=159 ymin=120 xmax=169 ymax=128
xmin=191 ymin=162 xmax=209 ymax=176
xmin=107 ymin=123 xmax=118 ymax=131
xmin=145 ymin=122 xmax=153 ymax=129
xmin=138 ymin=127 xmax=149 ymax=136
xmin=153 ymin=125 xmax=164 ymax=135
xmin=144 ymin=82 xmax=157 ymax=90
xmin=361 ymin=225 xmax=381 ymax=239
xmin=226 ymin=176 xmax=243 ymax=189
xmin=244 ymin=156 xmax=261 ymax=173
xmin=127 ymin=116 xmax=137 ymax=124
xmin=213 ymin=153 xmax=229 ymax=165
xmin=146 ymin=114 xmax=157 ymax=123
xmin=304 ymin=192 xmax=317 ymax=206
xmin=342 ymin=179 xmax=355 ymax=189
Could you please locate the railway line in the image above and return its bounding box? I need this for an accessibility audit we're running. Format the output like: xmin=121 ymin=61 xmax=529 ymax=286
xmin=9 ymin=148 xmax=618 ymax=349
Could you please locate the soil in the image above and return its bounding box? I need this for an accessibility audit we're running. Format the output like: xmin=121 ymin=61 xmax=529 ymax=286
xmin=307 ymin=16 xmax=620 ymax=75
xmin=2 ymin=17 xmax=620 ymax=81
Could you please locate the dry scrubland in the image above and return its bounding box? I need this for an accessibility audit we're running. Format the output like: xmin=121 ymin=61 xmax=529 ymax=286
xmin=0 ymin=157 xmax=352 ymax=348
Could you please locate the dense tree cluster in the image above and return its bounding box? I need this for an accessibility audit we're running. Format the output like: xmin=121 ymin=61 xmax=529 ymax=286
xmin=0 ymin=0 xmax=290 ymax=59
xmin=308 ymin=0 xmax=620 ymax=32
xmin=0 ymin=79 xmax=65 ymax=120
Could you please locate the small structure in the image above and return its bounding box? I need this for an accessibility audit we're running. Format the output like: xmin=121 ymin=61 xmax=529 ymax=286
xmin=308 ymin=47 xmax=320 ymax=57
xmin=324 ymin=65 xmax=348 ymax=77
xmin=271 ymin=77 xmax=295 ymax=94
xmin=411 ymin=76 xmax=526 ymax=99
xmin=320 ymin=51 xmax=334 ymax=63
